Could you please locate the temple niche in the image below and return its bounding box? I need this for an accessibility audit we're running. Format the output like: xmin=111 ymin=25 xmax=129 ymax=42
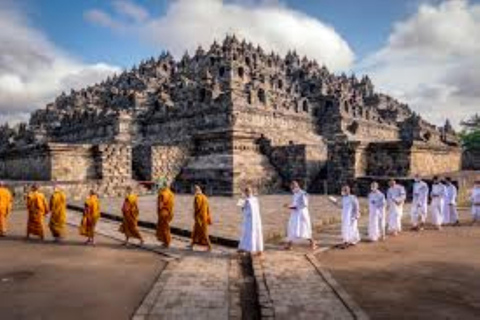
xmin=0 ymin=35 xmax=462 ymax=196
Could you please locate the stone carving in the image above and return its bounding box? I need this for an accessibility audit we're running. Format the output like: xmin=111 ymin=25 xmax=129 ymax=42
xmin=0 ymin=35 xmax=461 ymax=195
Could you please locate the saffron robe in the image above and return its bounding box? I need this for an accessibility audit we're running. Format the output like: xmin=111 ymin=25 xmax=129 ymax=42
xmin=27 ymin=191 xmax=49 ymax=237
xmin=411 ymin=180 xmax=429 ymax=226
xmin=119 ymin=193 xmax=142 ymax=239
xmin=368 ymin=190 xmax=386 ymax=241
xmin=49 ymin=190 xmax=67 ymax=238
xmin=341 ymin=195 xmax=361 ymax=244
xmin=430 ymin=183 xmax=446 ymax=227
xmin=79 ymin=194 xmax=100 ymax=238
xmin=239 ymin=196 xmax=264 ymax=252
xmin=191 ymin=193 xmax=212 ymax=246
xmin=157 ymin=188 xmax=174 ymax=246
xmin=287 ymin=189 xmax=312 ymax=241
xmin=0 ymin=187 xmax=13 ymax=236
xmin=387 ymin=185 xmax=406 ymax=232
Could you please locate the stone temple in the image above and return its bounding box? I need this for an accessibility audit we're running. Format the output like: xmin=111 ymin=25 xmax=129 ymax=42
xmin=0 ymin=35 xmax=461 ymax=197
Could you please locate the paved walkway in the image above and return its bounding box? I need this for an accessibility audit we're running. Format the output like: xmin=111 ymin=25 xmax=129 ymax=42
xmin=66 ymin=211 xmax=239 ymax=320
xmin=66 ymin=210 xmax=367 ymax=319
xmin=252 ymin=250 xmax=366 ymax=320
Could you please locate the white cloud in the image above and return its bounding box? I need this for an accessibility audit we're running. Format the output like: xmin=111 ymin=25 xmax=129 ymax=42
xmin=84 ymin=9 xmax=124 ymax=30
xmin=112 ymin=0 xmax=149 ymax=22
xmin=85 ymin=0 xmax=355 ymax=71
xmin=0 ymin=2 xmax=120 ymax=124
xmin=359 ymin=0 xmax=480 ymax=128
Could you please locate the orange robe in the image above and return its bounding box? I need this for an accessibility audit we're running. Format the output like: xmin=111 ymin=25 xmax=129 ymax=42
xmin=191 ymin=193 xmax=212 ymax=246
xmin=27 ymin=191 xmax=49 ymax=237
xmin=119 ymin=193 xmax=142 ymax=239
xmin=156 ymin=188 xmax=174 ymax=246
xmin=0 ymin=187 xmax=13 ymax=236
xmin=49 ymin=190 xmax=67 ymax=238
xmin=79 ymin=194 xmax=100 ymax=238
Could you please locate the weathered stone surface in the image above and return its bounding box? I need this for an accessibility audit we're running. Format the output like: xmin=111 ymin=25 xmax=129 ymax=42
xmin=0 ymin=35 xmax=462 ymax=194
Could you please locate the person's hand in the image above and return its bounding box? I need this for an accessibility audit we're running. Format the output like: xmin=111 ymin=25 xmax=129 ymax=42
xmin=283 ymin=204 xmax=290 ymax=209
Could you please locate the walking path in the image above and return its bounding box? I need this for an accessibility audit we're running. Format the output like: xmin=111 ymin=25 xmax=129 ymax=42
xmin=252 ymin=251 xmax=365 ymax=320
xmin=66 ymin=210 xmax=367 ymax=319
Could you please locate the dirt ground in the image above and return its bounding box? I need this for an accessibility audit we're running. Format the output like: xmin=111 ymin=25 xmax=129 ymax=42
xmin=318 ymin=212 xmax=480 ymax=320
xmin=0 ymin=211 xmax=166 ymax=320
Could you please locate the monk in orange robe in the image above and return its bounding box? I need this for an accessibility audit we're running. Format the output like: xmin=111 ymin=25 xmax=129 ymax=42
xmin=188 ymin=185 xmax=212 ymax=251
xmin=156 ymin=184 xmax=174 ymax=248
xmin=79 ymin=190 xmax=100 ymax=245
xmin=26 ymin=184 xmax=49 ymax=240
xmin=0 ymin=182 xmax=13 ymax=237
xmin=49 ymin=185 xmax=67 ymax=241
xmin=119 ymin=186 xmax=144 ymax=245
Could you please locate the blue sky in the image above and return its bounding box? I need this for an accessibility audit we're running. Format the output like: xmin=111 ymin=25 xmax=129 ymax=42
xmin=1 ymin=0 xmax=479 ymax=127
xmin=17 ymin=0 xmax=431 ymax=67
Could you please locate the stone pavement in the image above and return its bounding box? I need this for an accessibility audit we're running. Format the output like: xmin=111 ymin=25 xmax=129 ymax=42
xmin=252 ymin=250 xmax=367 ymax=320
xmin=71 ymin=194 xmax=346 ymax=244
xmin=65 ymin=209 xmax=368 ymax=320
xmin=66 ymin=211 xmax=241 ymax=320
xmin=133 ymin=254 xmax=230 ymax=320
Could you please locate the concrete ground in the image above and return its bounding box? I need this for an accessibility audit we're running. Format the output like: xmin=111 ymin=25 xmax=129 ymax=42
xmin=318 ymin=210 xmax=480 ymax=320
xmin=0 ymin=211 xmax=166 ymax=320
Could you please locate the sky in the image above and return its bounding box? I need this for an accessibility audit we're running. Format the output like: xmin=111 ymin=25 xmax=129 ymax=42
xmin=0 ymin=0 xmax=479 ymax=128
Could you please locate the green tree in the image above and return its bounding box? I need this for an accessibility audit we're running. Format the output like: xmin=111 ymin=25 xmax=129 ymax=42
xmin=460 ymin=114 xmax=480 ymax=150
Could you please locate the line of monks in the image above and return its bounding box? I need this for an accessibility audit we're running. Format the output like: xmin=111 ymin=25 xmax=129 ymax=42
xmin=0 ymin=182 xmax=263 ymax=254
xmin=2 ymin=177 xmax=478 ymax=252
xmin=334 ymin=175 xmax=480 ymax=249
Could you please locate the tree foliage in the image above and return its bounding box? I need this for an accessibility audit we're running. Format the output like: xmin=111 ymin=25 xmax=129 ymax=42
xmin=460 ymin=114 xmax=480 ymax=150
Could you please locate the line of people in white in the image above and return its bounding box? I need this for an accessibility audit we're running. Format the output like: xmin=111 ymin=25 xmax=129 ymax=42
xmin=237 ymin=178 xmax=480 ymax=254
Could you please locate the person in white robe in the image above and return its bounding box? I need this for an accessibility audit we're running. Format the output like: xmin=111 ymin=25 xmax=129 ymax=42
xmin=411 ymin=174 xmax=429 ymax=231
xmin=430 ymin=176 xmax=446 ymax=230
xmin=368 ymin=182 xmax=386 ymax=242
xmin=470 ymin=181 xmax=480 ymax=225
xmin=387 ymin=179 xmax=406 ymax=236
xmin=238 ymin=187 xmax=264 ymax=255
xmin=340 ymin=185 xmax=361 ymax=248
xmin=284 ymin=181 xmax=316 ymax=250
xmin=443 ymin=177 xmax=459 ymax=226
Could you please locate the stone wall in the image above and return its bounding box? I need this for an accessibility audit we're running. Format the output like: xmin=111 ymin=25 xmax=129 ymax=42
xmin=266 ymin=143 xmax=327 ymax=190
xmin=0 ymin=146 xmax=51 ymax=181
xmin=174 ymin=131 xmax=235 ymax=195
xmin=326 ymin=140 xmax=358 ymax=193
xmin=233 ymin=105 xmax=321 ymax=146
xmin=365 ymin=142 xmax=411 ymax=177
xmin=232 ymin=132 xmax=282 ymax=194
xmin=132 ymin=144 xmax=152 ymax=180
xmin=462 ymin=150 xmax=480 ymax=170
xmin=409 ymin=142 xmax=462 ymax=176
xmin=50 ymin=144 xmax=97 ymax=181
xmin=151 ymin=144 xmax=191 ymax=183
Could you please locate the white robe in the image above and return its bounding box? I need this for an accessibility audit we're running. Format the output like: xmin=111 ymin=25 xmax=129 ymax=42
xmin=471 ymin=187 xmax=480 ymax=220
xmin=341 ymin=195 xmax=361 ymax=244
xmin=387 ymin=185 xmax=406 ymax=232
xmin=368 ymin=190 xmax=386 ymax=241
xmin=443 ymin=183 xmax=458 ymax=224
xmin=287 ymin=190 xmax=312 ymax=241
xmin=239 ymin=196 xmax=264 ymax=252
xmin=430 ymin=183 xmax=446 ymax=226
xmin=411 ymin=180 xmax=429 ymax=226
